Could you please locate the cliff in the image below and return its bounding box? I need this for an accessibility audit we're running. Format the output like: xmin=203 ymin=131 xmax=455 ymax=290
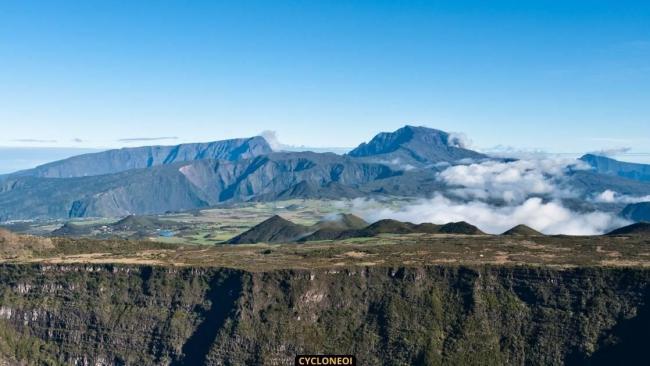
xmin=0 ymin=263 xmax=648 ymax=365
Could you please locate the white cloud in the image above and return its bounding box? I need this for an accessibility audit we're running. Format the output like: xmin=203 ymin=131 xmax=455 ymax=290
xmin=370 ymin=158 xmax=416 ymax=171
xmin=587 ymin=147 xmax=631 ymax=157
xmin=259 ymin=130 xmax=285 ymax=151
xmin=437 ymin=158 xmax=588 ymax=203
xmin=343 ymin=157 xmax=630 ymax=235
xmin=448 ymin=132 xmax=472 ymax=149
xmin=592 ymin=190 xmax=650 ymax=204
xmin=351 ymin=195 xmax=628 ymax=235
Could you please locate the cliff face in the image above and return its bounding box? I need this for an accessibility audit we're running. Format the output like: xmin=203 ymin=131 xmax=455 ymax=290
xmin=0 ymin=264 xmax=648 ymax=365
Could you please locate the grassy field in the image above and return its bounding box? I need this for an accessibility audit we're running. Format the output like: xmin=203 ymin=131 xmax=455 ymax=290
xmin=2 ymin=231 xmax=649 ymax=271
xmin=2 ymin=199 xmax=387 ymax=244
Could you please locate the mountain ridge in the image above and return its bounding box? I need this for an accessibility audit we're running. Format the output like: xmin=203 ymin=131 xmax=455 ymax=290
xmin=8 ymin=136 xmax=272 ymax=179
xmin=580 ymin=154 xmax=650 ymax=183
xmin=2 ymin=127 xmax=650 ymax=221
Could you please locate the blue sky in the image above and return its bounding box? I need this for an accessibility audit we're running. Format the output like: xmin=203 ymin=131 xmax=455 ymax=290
xmin=1 ymin=1 xmax=649 ymax=162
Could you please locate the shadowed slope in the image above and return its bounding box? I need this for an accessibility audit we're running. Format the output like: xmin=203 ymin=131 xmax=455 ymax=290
xmin=227 ymin=215 xmax=312 ymax=244
xmin=502 ymin=225 xmax=544 ymax=236
xmin=606 ymin=222 xmax=650 ymax=236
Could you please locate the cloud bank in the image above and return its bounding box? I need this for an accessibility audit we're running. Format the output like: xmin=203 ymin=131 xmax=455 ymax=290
xmin=438 ymin=158 xmax=588 ymax=203
xmin=349 ymin=158 xmax=627 ymax=235
xmin=351 ymin=195 xmax=627 ymax=235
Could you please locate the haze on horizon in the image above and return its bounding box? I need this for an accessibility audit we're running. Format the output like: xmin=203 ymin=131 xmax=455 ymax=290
xmin=1 ymin=1 xmax=649 ymax=162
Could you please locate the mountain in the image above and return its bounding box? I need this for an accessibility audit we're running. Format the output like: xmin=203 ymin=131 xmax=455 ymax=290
xmin=0 ymin=165 xmax=212 ymax=221
xmin=621 ymin=202 xmax=650 ymax=222
xmin=228 ymin=216 xmax=486 ymax=244
xmin=437 ymin=221 xmax=485 ymax=235
xmin=580 ymin=154 xmax=650 ymax=183
xmin=348 ymin=125 xmax=487 ymax=166
xmin=227 ymin=215 xmax=312 ymax=244
xmin=302 ymin=219 xmax=444 ymax=242
xmin=6 ymin=127 xmax=650 ymax=222
xmin=606 ymin=222 xmax=650 ymax=236
xmin=566 ymin=169 xmax=650 ymax=197
xmin=502 ymin=224 xmax=544 ymax=236
xmin=0 ymin=152 xmax=400 ymax=221
xmin=253 ymin=180 xmax=364 ymax=201
xmin=8 ymin=137 xmax=272 ymax=179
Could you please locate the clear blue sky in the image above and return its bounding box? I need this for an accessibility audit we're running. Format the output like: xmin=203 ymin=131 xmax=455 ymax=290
xmin=1 ymin=1 xmax=649 ymax=159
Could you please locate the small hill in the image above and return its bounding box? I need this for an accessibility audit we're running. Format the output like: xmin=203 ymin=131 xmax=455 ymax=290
xmin=302 ymin=219 xmax=443 ymax=242
xmin=413 ymin=223 xmax=443 ymax=233
xmin=621 ymin=202 xmax=650 ymax=222
xmin=438 ymin=221 xmax=485 ymax=235
xmin=0 ymin=228 xmax=20 ymax=243
xmin=606 ymin=222 xmax=650 ymax=236
xmin=315 ymin=214 xmax=368 ymax=231
xmin=227 ymin=215 xmax=312 ymax=244
xmin=502 ymin=225 xmax=544 ymax=236
xmin=51 ymin=222 xmax=93 ymax=236
xmin=301 ymin=218 xmax=417 ymax=242
xmin=362 ymin=219 xmax=417 ymax=235
xmin=0 ymin=228 xmax=54 ymax=258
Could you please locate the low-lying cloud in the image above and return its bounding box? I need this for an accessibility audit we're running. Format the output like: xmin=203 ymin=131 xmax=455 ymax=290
xmin=438 ymin=158 xmax=588 ymax=204
xmin=351 ymin=195 xmax=628 ymax=235
xmin=348 ymin=157 xmax=627 ymax=235
xmin=592 ymin=190 xmax=650 ymax=204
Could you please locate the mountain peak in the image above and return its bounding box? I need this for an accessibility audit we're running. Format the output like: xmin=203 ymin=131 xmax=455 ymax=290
xmin=347 ymin=125 xmax=485 ymax=165
xmin=501 ymin=224 xmax=543 ymax=236
xmin=226 ymin=215 xmax=311 ymax=244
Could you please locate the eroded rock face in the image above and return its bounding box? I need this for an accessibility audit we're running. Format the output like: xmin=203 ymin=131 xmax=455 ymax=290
xmin=0 ymin=264 xmax=648 ymax=365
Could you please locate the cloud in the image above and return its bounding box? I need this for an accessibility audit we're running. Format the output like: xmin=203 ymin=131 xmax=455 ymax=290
xmin=448 ymin=132 xmax=472 ymax=149
xmin=371 ymin=157 xmax=416 ymax=171
xmin=12 ymin=139 xmax=57 ymax=143
xmin=258 ymin=130 xmax=286 ymax=151
xmin=591 ymin=190 xmax=650 ymax=204
xmin=343 ymin=156 xmax=629 ymax=235
xmin=117 ymin=137 xmax=178 ymax=143
xmin=587 ymin=147 xmax=631 ymax=157
xmin=436 ymin=158 xmax=588 ymax=204
xmin=71 ymin=138 xmax=83 ymax=143
xmin=258 ymin=130 xmax=353 ymax=154
xmin=350 ymin=195 xmax=628 ymax=235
